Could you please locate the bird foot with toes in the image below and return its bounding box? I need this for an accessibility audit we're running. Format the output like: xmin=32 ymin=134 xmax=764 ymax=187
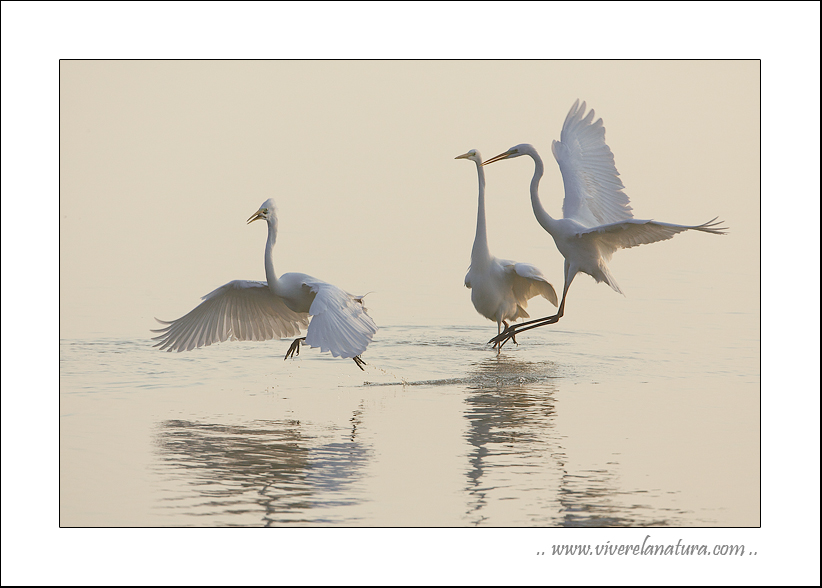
xmin=284 ymin=337 xmax=306 ymax=360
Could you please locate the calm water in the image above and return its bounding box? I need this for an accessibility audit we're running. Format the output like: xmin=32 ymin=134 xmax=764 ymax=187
xmin=60 ymin=310 xmax=759 ymax=527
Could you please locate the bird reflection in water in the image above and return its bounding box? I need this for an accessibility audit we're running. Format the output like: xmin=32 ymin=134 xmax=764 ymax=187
xmin=153 ymin=417 xmax=368 ymax=526
xmin=463 ymin=356 xmax=560 ymax=525
xmin=462 ymin=357 xmax=685 ymax=526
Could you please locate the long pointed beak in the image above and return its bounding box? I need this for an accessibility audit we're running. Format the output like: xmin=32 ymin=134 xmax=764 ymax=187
xmin=481 ymin=150 xmax=514 ymax=166
xmin=454 ymin=152 xmax=471 ymax=160
xmin=247 ymin=210 xmax=264 ymax=224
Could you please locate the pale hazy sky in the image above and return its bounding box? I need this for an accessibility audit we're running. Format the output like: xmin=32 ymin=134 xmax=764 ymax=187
xmin=3 ymin=2 xmax=820 ymax=586
xmin=59 ymin=59 xmax=760 ymax=338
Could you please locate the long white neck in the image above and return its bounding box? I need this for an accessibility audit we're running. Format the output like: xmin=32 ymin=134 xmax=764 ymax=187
xmin=264 ymin=216 xmax=279 ymax=292
xmin=471 ymin=159 xmax=491 ymax=266
xmin=527 ymin=149 xmax=558 ymax=235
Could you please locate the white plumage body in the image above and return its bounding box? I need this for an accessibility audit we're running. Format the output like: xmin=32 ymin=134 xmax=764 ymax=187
xmin=465 ymin=257 xmax=556 ymax=324
xmin=456 ymin=149 xmax=557 ymax=345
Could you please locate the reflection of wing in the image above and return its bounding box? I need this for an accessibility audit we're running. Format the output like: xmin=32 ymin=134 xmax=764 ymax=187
xmin=152 ymin=280 xmax=309 ymax=352
xmin=552 ymin=99 xmax=634 ymax=228
xmin=303 ymin=281 xmax=378 ymax=358
xmin=504 ymin=262 xmax=559 ymax=307
xmin=578 ymin=217 xmax=728 ymax=261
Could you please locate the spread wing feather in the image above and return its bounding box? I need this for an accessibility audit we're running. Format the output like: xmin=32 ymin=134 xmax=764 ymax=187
xmin=552 ymin=99 xmax=634 ymax=228
xmin=577 ymin=217 xmax=728 ymax=261
xmin=152 ymin=280 xmax=309 ymax=352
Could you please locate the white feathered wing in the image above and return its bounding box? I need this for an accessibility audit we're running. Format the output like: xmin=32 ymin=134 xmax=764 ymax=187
xmin=302 ymin=280 xmax=378 ymax=359
xmin=152 ymin=280 xmax=309 ymax=352
xmin=506 ymin=262 xmax=559 ymax=315
xmin=552 ymin=99 xmax=634 ymax=228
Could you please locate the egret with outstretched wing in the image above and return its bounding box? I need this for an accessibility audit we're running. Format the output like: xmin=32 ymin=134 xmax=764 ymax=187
xmin=152 ymin=198 xmax=377 ymax=370
xmin=482 ymin=100 xmax=727 ymax=347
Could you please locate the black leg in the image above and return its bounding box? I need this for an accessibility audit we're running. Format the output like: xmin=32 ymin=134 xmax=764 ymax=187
xmin=491 ymin=322 xmax=502 ymax=352
xmin=284 ymin=337 xmax=306 ymax=360
xmin=352 ymin=356 xmax=366 ymax=370
xmin=489 ymin=314 xmax=560 ymax=347
xmin=492 ymin=320 xmax=519 ymax=351
xmin=504 ymin=320 xmax=518 ymax=345
xmin=488 ymin=268 xmax=575 ymax=347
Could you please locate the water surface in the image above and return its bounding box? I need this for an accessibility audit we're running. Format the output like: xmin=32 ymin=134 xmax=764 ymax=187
xmin=60 ymin=317 xmax=759 ymax=527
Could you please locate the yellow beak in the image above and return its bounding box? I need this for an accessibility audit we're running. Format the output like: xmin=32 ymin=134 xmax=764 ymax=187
xmin=481 ymin=150 xmax=514 ymax=166
xmin=247 ymin=210 xmax=264 ymax=224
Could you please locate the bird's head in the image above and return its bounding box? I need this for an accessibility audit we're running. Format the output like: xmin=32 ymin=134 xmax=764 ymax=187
xmin=481 ymin=143 xmax=533 ymax=166
xmin=455 ymin=149 xmax=482 ymax=164
xmin=247 ymin=198 xmax=277 ymax=225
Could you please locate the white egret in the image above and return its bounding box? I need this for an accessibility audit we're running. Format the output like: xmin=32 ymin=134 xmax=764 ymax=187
xmin=152 ymin=198 xmax=377 ymax=370
xmin=482 ymin=100 xmax=727 ymax=347
xmin=456 ymin=149 xmax=558 ymax=350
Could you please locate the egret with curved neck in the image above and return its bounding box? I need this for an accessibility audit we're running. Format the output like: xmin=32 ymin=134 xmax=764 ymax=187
xmin=456 ymin=149 xmax=557 ymax=350
xmin=153 ymin=198 xmax=377 ymax=370
xmin=482 ymin=100 xmax=727 ymax=348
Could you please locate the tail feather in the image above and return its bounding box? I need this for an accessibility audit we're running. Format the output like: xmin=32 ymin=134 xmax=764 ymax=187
xmin=598 ymin=260 xmax=624 ymax=296
xmin=514 ymin=305 xmax=530 ymax=320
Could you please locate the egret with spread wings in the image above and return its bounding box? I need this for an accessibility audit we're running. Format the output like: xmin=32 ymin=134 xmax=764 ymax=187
xmin=152 ymin=198 xmax=377 ymax=370
xmin=456 ymin=149 xmax=557 ymax=350
xmin=482 ymin=100 xmax=727 ymax=348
